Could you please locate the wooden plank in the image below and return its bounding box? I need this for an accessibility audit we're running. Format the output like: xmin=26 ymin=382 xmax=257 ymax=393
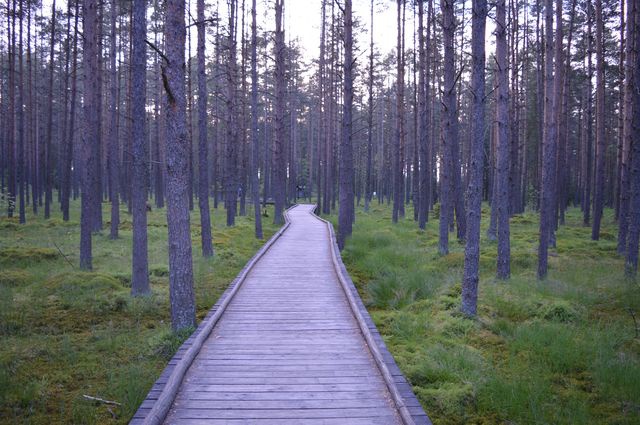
xmin=133 ymin=205 xmax=427 ymax=425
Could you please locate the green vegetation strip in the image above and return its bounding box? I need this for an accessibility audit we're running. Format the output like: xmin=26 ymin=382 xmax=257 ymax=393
xmin=330 ymin=203 xmax=640 ymax=425
xmin=0 ymin=201 xmax=277 ymax=425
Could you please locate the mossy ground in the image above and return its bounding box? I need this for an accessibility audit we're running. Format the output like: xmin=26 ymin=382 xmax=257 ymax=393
xmin=0 ymin=199 xmax=277 ymax=424
xmin=329 ymin=203 xmax=640 ymax=425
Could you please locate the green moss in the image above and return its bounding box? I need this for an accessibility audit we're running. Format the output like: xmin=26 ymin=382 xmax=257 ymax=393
xmin=0 ymin=270 xmax=32 ymax=286
xmin=0 ymin=247 xmax=58 ymax=263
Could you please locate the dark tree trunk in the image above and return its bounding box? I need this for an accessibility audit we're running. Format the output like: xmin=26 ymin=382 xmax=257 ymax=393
xmin=44 ymin=0 xmax=56 ymax=219
xmin=250 ymin=0 xmax=263 ymax=239
xmin=225 ymin=0 xmax=238 ymax=226
xmin=81 ymin=0 xmax=100 ymax=270
xmin=393 ymin=0 xmax=405 ymax=224
xmin=130 ymin=0 xmax=150 ymax=296
xmin=364 ymin=0 xmax=374 ymax=213
xmin=496 ymin=0 xmax=511 ymax=279
xmin=108 ymin=0 xmax=119 ymax=239
xmin=164 ymin=0 xmax=196 ymax=331
xmin=461 ymin=0 xmax=486 ymax=316
xmin=538 ymin=0 xmax=557 ymax=279
xmin=439 ymin=0 xmax=455 ymax=254
xmin=591 ymin=0 xmax=605 ymax=240
xmin=17 ymin=0 xmax=25 ymax=224
xmin=197 ymin=0 xmax=214 ymax=256
xmin=618 ymin=0 xmax=635 ymax=253
xmin=625 ymin=0 xmax=640 ymax=275
xmin=338 ymin=0 xmax=354 ymax=250
xmin=273 ymin=0 xmax=286 ymax=225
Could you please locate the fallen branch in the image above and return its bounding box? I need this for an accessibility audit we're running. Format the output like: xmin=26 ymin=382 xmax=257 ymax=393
xmin=52 ymin=241 xmax=75 ymax=269
xmin=82 ymin=395 xmax=122 ymax=406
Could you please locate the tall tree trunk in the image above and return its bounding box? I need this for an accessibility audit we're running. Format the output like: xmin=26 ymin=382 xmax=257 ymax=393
xmin=225 ymin=0 xmax=238 ymax=226
xmin=583 ymin=1 xmax=594 ymax=226
xmin=338 ymin=0 xmax=354 ymax=250
xmin=538 ymin=0 xmax=557 ymax=279
xmin=439 ymin=0 xmax=455 ymax=254
xmin=17 ymin=0 xmax=25 ymax=224
xmin=461 ymin=0 xmax=486 ymax=316
xmin=393 ymin=0 xmax=405 ymax=224
xmin=197 ymin=0 xmax=214 ymax=256
xmin=44 ymin=0 xmax=56 ymax=219
xmin=250 ymin=0 xmax=263 ymax=239
xmin=364 ymin=0 xmax=374 ymax=213
xmin=108 ymin=0 xmax=120 ymax=239
xmin=625 ymin=0 xmax=640 ymax=275
xmin=81 ymin=0 xmax=99 ymax=270
xmin=418 ymin=0 xmax=431 ymax=230
xmin=618 ymin=0 xmax=636 ymax=253
xmin=6 ymin=0 xmax=15 ymax=218
xmin=130 ymin=0 xmax=150 ymax=296
xmin=164 ymin=0 xmax=196 ymax=331
xmin=496 ymin=0 xmax=511 ymax=279
xmin=273 ymin=0 xmax=286 ymax=225
xmin=591 ymin=0 xmax=606 ymax=240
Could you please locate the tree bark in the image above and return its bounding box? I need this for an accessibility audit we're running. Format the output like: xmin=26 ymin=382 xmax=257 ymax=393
xmin=625 ymin=0 xmax=640 ymax=275
xmin=108 ymin=0 xmax=119 ymax=239
xmin=273 ymin=0 xmax=286 ymax=225
xmin=81 ymin=0 xmax=100 ymax=270
xmin=130 ymin=0 xmax=150 ymax=296
xmin=439 ymin=0 xmax=455 ymax=254
xmin=461 ymin=0 xmax=486 ymax=316
xmin=618 ymin=0 xmax=636 ymax=253
xmin=591 ymin=0 xmax=606 ymax=240
xmin=250 ymin=0 xmax=263 ymax=239
xmin=538 ymin=0 xmax=557 ymax=279
xmin=164 ymin=0 xmax=196 ymax=331
xmin=197 ymin=0 xmax=214 ymax=256
xmin=338 ymin=0 xmax=354 ymax=250
xmin=496 ymin=0 xmax=511 ymax=279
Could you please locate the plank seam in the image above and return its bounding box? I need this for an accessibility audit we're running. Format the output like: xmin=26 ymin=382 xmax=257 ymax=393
xmin=135 ymin=205 xmax=296 ymax=425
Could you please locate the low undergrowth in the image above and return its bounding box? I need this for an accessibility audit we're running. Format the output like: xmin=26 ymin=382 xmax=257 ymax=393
xmin=0 ymin=199 xmax=277 ymax=424
xmin=333 ymin=203 xmax=640 ymax=425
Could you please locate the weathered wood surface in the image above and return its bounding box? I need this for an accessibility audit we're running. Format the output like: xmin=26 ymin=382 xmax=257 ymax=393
xmin=132 ymin=204 xmax=431 ymax=425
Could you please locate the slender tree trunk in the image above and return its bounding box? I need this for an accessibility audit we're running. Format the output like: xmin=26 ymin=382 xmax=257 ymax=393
xmin=496 ymin=0 xmax=511 ymax=279
xmin=439 ymin=0 xmax=456 ymax=254
xmin=44 ymin=0 xmax=56 ymax=219
xmin=225 ymin=0 xmax=238 ymax=226
xmin=418 ymin=0 xmax=431 ymax=230
xmin=461 ymin=0 xmax=486 ymax=316
xmin=393 ymin=0 xmax=404 ymax=224
xmin=108 ymin=0 xmax=120 ymax=239
xmin=591 ymin=0 xmax=606 ymax=240
xmin=364 ymin=0 xmax=374 ymax=213
xmin=130 ymin=0 xmax=150 ymax=295
xmin=17 ymin=0 xmax=25 ymax=224
xmin=338 ymin=0 xmax=354 ymax=250
xmin=583 ymin=2 xmax=594 ymax=226
xmin=618 ymin=0 xmax=636 ymax=253
xmin=81 ymin=0 xmax=99 ymax=270
xmin=197 ymin=0 xmax=214 ymax=256
xmin=273 ymin=0 xmax=286 ymax=225
xmin=250 ymin=0 xmax=263 ymax=239
xmin=625 ymin=0 xmax=640 ymax=275
xmin=538 ymin=0 xmax=557 ymax=279
xmin=164 ymin=0 xmax=196 ymax=331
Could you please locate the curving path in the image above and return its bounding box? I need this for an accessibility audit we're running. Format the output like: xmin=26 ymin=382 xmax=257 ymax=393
xmin=132 ymin=204 xmax=430 ymax=425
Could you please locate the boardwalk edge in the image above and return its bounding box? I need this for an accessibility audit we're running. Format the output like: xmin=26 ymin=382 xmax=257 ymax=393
xmin=132 ymin=205 xmax=296 ymax=425
xmin=313 ymin=205 xmax=432 ymax=425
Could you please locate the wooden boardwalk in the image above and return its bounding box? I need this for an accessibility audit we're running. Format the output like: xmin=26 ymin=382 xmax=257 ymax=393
xmin=132 ymin=204 xmax=431 ymax=425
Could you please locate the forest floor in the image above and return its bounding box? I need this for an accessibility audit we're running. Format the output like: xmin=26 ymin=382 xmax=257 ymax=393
xmin=330 ymin=203 xmax=640 ymax=425
xmin=1 ymin=200 xmax=639 ymax=425
xmin=0 ymin=200 xmax=277 ymax=424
